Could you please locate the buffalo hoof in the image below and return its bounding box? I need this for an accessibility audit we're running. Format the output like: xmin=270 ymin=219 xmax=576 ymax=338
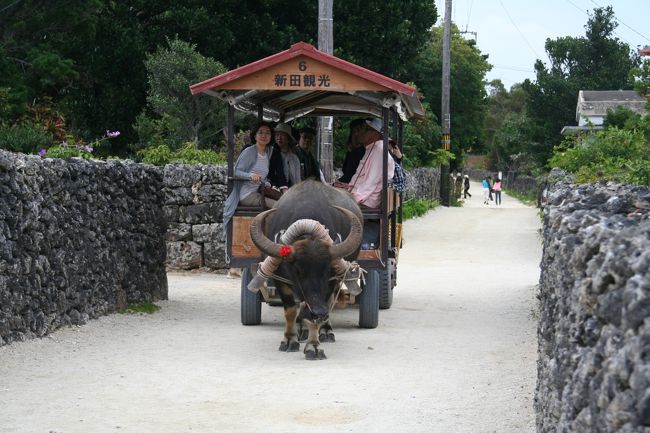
xmin=319 ymin=330 xmax=335 ymax=343
xmin=305 ymin=348 xmax=327 ymax=360
xmin=279 ymin=340 xmax=300 ymax=352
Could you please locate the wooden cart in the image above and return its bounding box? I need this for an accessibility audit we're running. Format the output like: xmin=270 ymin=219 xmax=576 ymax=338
xmin=190 ymin=42 xmax=424 ymax=328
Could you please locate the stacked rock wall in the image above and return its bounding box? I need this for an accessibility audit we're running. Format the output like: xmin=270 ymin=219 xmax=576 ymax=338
xmin=163 ymin=164 xmax=228 ymax=270
xmin=0 ymin=150 xmax=168 ymax=346
xmin=405 ymin=166 xmax=441 ymax=202
xmin=537 ymin=172 xmax=650 ymax=432
xmin=163 ymin=164 xmax=441 ymax=270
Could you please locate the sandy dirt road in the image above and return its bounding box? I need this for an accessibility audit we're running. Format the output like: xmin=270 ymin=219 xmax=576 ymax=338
xmin=0 ymin=182 xmax=542 ymax=433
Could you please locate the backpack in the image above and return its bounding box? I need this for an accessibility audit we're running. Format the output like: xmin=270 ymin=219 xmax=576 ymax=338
xmin=392 ymin=163 xmax=407 ymax=192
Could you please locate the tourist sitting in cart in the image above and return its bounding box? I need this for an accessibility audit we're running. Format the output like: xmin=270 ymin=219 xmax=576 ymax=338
xmin=223 ymin=121 xmax=277 ymax=226
xmin=267 ymin=122 xmax=301 ymax=194
xmin=295 ymin=127 xmax=321 ymax=181
xmin=336 ymin=118 xmax=394 ymax=209
xmin=337 ymin=118 xmax=367 ymax=184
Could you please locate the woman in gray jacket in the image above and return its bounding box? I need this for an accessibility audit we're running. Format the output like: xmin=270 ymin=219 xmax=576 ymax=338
xmin=223 ymin=122 xmax=277 ymax=227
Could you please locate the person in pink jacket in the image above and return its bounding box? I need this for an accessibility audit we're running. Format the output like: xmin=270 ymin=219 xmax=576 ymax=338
xmin=335 ymin=118 xmax=394 ymax=209
xmin=492 ymin=178 xmax=502 ymax=205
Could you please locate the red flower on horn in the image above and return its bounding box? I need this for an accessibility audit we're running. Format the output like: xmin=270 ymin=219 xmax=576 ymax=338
xmin=279 ymin=245 xmax=293 ymax=257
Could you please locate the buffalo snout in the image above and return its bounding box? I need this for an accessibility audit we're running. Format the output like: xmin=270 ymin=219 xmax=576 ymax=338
xmin=308 ymin=306 xmax=329 ymax=325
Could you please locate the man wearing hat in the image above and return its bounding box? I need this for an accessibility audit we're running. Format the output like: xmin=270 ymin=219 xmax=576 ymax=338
xmin=337 ymin=118 xmax=395 ymax=209
xmin=268 ymin=122 xmax=301 ymax=193
xmin=296 ymin=127 xmax=321 ymax=181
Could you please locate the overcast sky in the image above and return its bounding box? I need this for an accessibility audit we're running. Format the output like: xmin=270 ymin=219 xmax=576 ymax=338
xmin=434 ymin=0 xmax=650 ymax=89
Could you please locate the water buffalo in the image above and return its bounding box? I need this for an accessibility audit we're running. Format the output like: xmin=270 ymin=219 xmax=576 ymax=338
xmin=249 ymin=180 xmax=363 ymax=360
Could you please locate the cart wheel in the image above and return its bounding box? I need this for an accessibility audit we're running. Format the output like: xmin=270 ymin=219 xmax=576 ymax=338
xmin=359 ymin=270 xmax=379 ymax=328
xmin=380 ymin=259 xmax=397 ymax=309
xmin=379 ymin=267 xmax=393 ymax=310
xmin=241 ymin=267 xmax=261 ymax=325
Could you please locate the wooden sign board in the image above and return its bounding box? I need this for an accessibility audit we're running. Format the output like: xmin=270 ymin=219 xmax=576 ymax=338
xmin=218 ymin=55 xmax=385 ymax=92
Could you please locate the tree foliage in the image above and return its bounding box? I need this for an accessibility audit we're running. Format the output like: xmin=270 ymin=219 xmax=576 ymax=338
xmin=133 ymin=38 xmax=228 ymax=152
xmin=484 ymin=81 xmax=538 ymax=173
xmin=522 ymin=6 xmax=640 ymax=166
xmin=334 ymin=0 xmax=437 ymax=81
xmin=0 ymin=0 xmax=441 ymax=158
xmin=410 ymin=25 xmax=491 ymax=168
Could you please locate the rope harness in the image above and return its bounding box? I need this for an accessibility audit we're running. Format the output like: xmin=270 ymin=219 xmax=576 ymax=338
xmin=247 ymin=219 xmax=365 ymax=314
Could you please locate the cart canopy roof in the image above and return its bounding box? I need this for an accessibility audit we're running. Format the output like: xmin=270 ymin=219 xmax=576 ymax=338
xmin=190 ymin=42 xmax=424 ymax=122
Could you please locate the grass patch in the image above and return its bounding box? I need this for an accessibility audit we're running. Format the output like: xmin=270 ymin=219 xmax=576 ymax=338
xmin=402 ymin=198 xmax=439 ymax=220
xmin=505 ymin=188 xmax=537 ymax=206
xmin=118 ymin=302 xmax=161 ymax=314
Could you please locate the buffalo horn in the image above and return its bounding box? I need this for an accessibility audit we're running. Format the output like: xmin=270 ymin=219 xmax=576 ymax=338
xmin=249 ymin=209 xmax=284 ymax=258
xmin=329 ymin=206 xmax=363 ymax=259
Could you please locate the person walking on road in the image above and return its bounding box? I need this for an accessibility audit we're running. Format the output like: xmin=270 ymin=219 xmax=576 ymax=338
xmin=482 ymin=177 xmax=490 ymax=205
xmin=493 ymin=178 xmax=502 ymax=205
xmin=487 ymin=176 xmax=494 ymax=201
xmin=463 ymin=174 xmax=471 ymax=199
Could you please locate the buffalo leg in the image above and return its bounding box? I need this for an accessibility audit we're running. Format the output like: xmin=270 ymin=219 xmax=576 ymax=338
xmin=277 ymin=283 xmax=300 ymax=352
xmin=304 ymin=321 xmax=326 ymax=360
xmin=296 ymin=303 xmax=311 ymax=342
xmin=318 ymin=281 xmax=339 ymax=343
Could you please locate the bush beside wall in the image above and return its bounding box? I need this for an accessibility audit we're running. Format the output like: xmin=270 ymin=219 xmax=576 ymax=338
xmin=0 ymin=150 xmax=168 ymax=346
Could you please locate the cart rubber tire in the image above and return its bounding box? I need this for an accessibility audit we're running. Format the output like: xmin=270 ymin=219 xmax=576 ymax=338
xmin=359 ymin=270 xmax=379 ymax=328
xmin=379 ymin=267 xmax=393 ymax=310
xmin=241 ymin=267 xmax=261 ymax=325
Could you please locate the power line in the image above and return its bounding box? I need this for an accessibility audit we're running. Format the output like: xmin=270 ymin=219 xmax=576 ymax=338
xmin=492 ymin=64 xmax=536 ymax=73
xmin=465 ymin=0 xmax=475 ymax=32
xmin=563 ymin=0 xmax=648 ymax=47
xmin=564 ymin=0 xmax=588 ymax=16
xmin=498 ymin=0 xmax=543 ymax=61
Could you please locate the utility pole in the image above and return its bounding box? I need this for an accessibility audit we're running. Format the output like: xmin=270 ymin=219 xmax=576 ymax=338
xmin=440 ymin=0 xmax=452 ymax=206
xmin=318 ymin=0 xmax=334 ymax=182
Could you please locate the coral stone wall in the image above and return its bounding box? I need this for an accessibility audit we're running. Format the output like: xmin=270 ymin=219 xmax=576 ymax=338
xmin=163 ymin=164 xmax=441 ymax=270
xmin=0 ymin=151 xmax=168 ymax=346
xmin=163 ymin=164 xmax=228 ymax=270
xmin=537 ymin=172 xmax=650 ymax=432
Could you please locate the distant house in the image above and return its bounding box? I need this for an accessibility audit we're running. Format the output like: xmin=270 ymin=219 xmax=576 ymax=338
xmin=561 ymin=90 xmax=647 ymax=135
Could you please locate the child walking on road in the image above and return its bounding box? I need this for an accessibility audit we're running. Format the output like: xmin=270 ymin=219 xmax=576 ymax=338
xmin=482 ymin=177 xmax=490 ymax=205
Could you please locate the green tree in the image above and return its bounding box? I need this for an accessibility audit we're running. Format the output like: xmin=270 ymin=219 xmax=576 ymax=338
xmin=484 ymin=81 xmax=537 ymax=172
xmin=522 ymin=6 xmax=640 ymax=166
xmin=0 ymin=0 xmax=439 ymax=158
xmin=334 ymin=0 xmax=438 ymax=81
xmin=134 ymin=37 xmax=228 ymax=152
xmin=401 ymin=100 xmax=443 ymax=169
xmin=0 ymin=0 xmax=102 ymax=104
xmin=410 ymin=25 xmax=491 ymax=168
